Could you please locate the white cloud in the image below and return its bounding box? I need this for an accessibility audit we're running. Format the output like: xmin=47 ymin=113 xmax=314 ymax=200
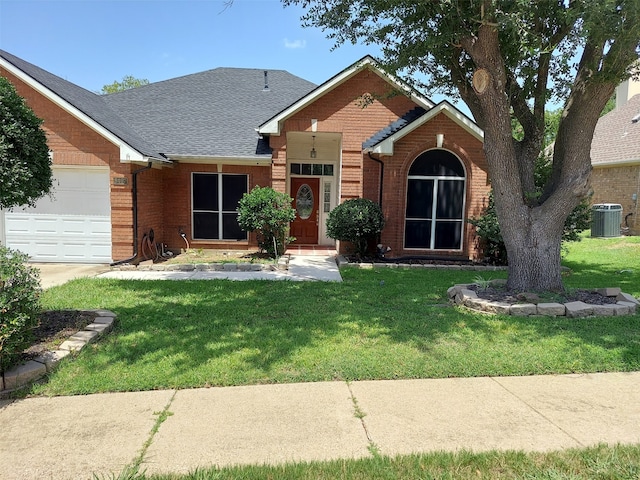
xmin=284 ymin=38 xmax=307 ymax=49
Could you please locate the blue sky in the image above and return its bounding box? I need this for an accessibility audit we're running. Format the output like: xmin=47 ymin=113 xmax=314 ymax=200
xmin=0 ymin=0 xmax=383 ymax=92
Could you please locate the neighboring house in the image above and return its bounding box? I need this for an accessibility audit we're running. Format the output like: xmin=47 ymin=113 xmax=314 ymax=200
xmin=0 ymin=50 xmax=489 ymax=264
xmin=590 ymin=78 xmax=640 ymax=235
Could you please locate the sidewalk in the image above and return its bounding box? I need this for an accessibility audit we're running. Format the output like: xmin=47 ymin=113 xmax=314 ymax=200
xmin=1 ymin=372 xmax=639 ymax=479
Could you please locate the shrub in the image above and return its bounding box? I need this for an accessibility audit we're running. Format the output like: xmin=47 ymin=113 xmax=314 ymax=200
xmin=237 ymin=186 xmax=296 ymax=257
xmin=0 ymin=246 xmax=42 ymax=374
xmin=326 ymin=198 xmax=385 ymax=257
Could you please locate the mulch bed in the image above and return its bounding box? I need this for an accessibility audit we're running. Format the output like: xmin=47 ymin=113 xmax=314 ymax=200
xmin=469 ymin=285 xmax=617 ymax=306
xmin=21 ymin=310 xmax=97 ymax=361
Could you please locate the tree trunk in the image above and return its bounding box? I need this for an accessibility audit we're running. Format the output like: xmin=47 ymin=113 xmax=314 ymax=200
xmin=499 ymin=206 xmax=565 ymax=292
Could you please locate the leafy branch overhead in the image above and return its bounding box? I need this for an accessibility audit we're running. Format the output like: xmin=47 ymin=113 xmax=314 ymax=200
xmin=285 ymin=0 xmax=640 ymax=292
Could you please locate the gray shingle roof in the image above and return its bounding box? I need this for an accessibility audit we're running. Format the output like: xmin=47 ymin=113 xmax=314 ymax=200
xmin=362 ymin=106 xmax=428 ymax=149
xmin=103 ymin=68 xmax=317 ymax=158
xmin=0 ymin=49 xmax=167 ymax=162
xmin=591 ymin=94 xmax=640 ymax=165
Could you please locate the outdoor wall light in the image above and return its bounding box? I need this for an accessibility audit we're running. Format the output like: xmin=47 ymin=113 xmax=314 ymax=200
xmin=436 ymin=133 xmax=444 ymax=148
xmin=310 ymin=135 xmax=317 ymax=158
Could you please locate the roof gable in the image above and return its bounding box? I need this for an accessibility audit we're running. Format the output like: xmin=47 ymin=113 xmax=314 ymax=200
xmin=363 ymin=101 xmax=484 ymax=155
xmin=591 ymin=94 xmax=640 ymax=167
xmin=0 ymin=50 xmax=168 ymax=163
xmin=258 ymin=56 xmax=435 ymax=135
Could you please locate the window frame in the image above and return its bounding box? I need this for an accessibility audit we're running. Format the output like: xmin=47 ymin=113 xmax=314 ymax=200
xmin=404 ymin=150 xmax=467 ymax=251
xmin=191 ymin=172 xmax=248 ymax=241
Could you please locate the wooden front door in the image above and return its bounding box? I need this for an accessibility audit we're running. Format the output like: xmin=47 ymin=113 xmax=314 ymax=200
xmin=290 ymin=177 xmax=319 ymax=244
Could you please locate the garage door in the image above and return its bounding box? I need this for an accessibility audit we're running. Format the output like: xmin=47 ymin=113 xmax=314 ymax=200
xmin=2 ymin=167 xmax=112 ymax=263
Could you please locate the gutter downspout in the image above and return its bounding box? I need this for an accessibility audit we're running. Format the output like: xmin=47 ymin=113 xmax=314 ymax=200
xmin=368 ymin=152 xmax=385 ymax=249
xmin=110 ymin=162 xmax=153 ymax=266
xmin=367 ymin=152 xmax=384 ymax=208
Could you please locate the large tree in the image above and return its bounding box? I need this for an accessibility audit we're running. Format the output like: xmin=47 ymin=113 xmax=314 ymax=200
xmin=0 ymin=76 xmax=52 ymax=210
xmin=284 ymin=0 xmax=640 ymax=292
xmin=101 ymin=75 xmax=149 ymax=94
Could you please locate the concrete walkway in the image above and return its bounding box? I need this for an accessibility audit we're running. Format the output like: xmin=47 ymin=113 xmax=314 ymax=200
xmin=98 ymin=255 xmax=342 ymax=282
xmin=0 ymin=372 xmax=639 ymax=479
xmin=32 ymin=255 xmax=343 ymax=285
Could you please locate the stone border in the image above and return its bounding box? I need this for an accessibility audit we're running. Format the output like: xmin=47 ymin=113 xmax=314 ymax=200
xmin=336 ymin=256 xmax=507 ymax=271
xmin=1 ymin=310 xmax=117 ymax=394
xmin=447 ymin=283 xmax=639 ymax=317
xmin=113 ymin=256 xmax=289 ymax=272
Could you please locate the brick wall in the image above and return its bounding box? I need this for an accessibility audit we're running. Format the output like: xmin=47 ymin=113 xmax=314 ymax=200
xmin=161 ymin=163 xmax=271 ymax=252
xmin=370 ymin=113 xmax=489 ymax=259
xmin=591 ymin=165 xmax=640 ymax=235
xmin=269 ymin=66 xmax=489 ymax=259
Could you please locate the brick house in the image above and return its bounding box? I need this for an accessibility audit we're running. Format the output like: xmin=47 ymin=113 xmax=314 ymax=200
xmin=0 ymin=50 xmax=490 ymax=263
xmin=590 ymin=79 xmax=640 ymax=235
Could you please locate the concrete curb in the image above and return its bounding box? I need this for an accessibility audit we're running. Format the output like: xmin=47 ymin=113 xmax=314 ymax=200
xmin=1 ymin=310 xmax=117 ymax=395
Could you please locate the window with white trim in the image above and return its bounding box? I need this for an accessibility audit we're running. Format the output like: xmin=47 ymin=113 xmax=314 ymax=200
xmin=405 ymin=150 xmax=466 ymax=250
xmin=192 ymin=173 xmax=247 ymax=240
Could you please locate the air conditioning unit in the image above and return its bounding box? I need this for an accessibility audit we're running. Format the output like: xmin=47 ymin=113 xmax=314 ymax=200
xmin=591 ymin=204 xmax=623 ymax=237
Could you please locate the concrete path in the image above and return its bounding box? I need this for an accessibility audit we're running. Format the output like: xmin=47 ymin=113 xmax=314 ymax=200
xmin=31 ymin=255 xmax=342 ymax=288
xmin=31 ymin=263 xmax=111 ymax=289
xmin=1 ymin=372 xmax=639 ymax=479
xmin=98 ymin=255 xmax=343 ymax=282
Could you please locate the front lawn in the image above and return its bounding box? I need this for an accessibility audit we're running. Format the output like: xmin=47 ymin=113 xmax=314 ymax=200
xmin=32 ymin=236 xmax=640 ymax=396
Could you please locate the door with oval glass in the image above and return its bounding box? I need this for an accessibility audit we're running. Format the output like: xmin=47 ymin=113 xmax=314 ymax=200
xmin=290 ymin=177 xmax=319 ymax=244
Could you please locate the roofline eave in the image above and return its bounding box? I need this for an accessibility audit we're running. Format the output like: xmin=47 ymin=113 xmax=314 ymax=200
xmin=167 ymin=154 xmax=273 ymax=166
xmin=592 ymin=157 xmax=640 ymax=168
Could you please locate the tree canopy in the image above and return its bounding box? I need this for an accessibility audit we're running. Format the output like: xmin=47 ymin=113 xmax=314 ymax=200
xmin=285 ymin=0 xmax=640 ymax=292
xmin=101 ymin=75 xmax=149 ymax=94
xmin=0 ymin=76 xmax=52 ymax=210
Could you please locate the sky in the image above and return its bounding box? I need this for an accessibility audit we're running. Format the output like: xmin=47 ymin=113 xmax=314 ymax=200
xmin=0 ymin=0 xmax=383 ymax=92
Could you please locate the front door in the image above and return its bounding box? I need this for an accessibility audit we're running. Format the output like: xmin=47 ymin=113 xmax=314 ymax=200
xmin=290 ymin=177 xmax=319 ymax=244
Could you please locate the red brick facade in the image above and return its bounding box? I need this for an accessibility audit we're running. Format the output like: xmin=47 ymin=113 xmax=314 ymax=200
xmin=2 ymin=63 xmax=489 ymax=262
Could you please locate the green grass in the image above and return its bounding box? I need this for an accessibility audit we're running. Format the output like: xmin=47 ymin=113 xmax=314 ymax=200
xmin=31 ymin=236 xmax=639 ymax=396
xmin=101 ymin=443 xmax=640 ymax=479
xmin=562 ymin=234 xmax=640 ymax=296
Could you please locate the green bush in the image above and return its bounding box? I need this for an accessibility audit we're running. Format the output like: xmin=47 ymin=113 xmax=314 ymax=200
xmin=237 ymin=186 xmax=296 ymax=257
xmin=0 ymin=246 xmax=42 ymax=374
xmin=326 ymin=198 xmax=385 ymax=257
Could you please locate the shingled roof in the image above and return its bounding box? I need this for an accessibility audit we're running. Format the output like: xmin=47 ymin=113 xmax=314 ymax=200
xmin=103 ymin=68 xmax=316 ymax=159
xmin=591 ymin=94 xmax=640 ymax=166
xmin=363 ymin=106 xmax=428 ymax=149
xmin=1 ymin=50 xmax=316 ymax=162
xmin=0 ymin=49 xmax=168 ymax=162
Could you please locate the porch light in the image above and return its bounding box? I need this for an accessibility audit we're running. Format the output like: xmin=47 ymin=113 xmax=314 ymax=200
xmin=310 ymin=135 xmax=317 ymax=158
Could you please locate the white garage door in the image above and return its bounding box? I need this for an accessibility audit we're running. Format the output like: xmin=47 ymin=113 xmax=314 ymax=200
xmin=2 ymin=167 xmax=112 ymax=263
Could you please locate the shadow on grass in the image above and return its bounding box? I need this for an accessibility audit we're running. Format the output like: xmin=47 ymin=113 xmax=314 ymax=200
xmin=36 ymin=267 xmax=640 ymax=393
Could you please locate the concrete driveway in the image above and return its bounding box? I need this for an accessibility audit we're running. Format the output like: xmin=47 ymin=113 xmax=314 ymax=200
xmin=31 ymin=263 xmax=111 ymax=289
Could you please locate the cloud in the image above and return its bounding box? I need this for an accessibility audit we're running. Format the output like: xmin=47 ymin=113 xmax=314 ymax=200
xmin=284 ymin=38 xmax=307 ymax=49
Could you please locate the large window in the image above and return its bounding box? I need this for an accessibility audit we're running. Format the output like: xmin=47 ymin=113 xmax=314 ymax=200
xmin=405 ymin=150 xmax=466 ymax=250
xmin=192 ymin=173 xmax=247 ymax=240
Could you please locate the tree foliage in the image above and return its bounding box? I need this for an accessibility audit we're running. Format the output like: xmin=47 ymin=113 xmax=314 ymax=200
xmin=0 ymin=76 xmax=52 ymax=210
xmin=101 ymin=75 xmax=149 ymax=94
xmin=284 ymin=0 xmax=640 ymax=292
xmin=237 ymin=186 xmax=296 ymax=257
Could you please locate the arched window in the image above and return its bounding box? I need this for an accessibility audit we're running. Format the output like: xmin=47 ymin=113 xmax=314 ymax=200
xmin=405 ymin=150 xmax=466 ymax=250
